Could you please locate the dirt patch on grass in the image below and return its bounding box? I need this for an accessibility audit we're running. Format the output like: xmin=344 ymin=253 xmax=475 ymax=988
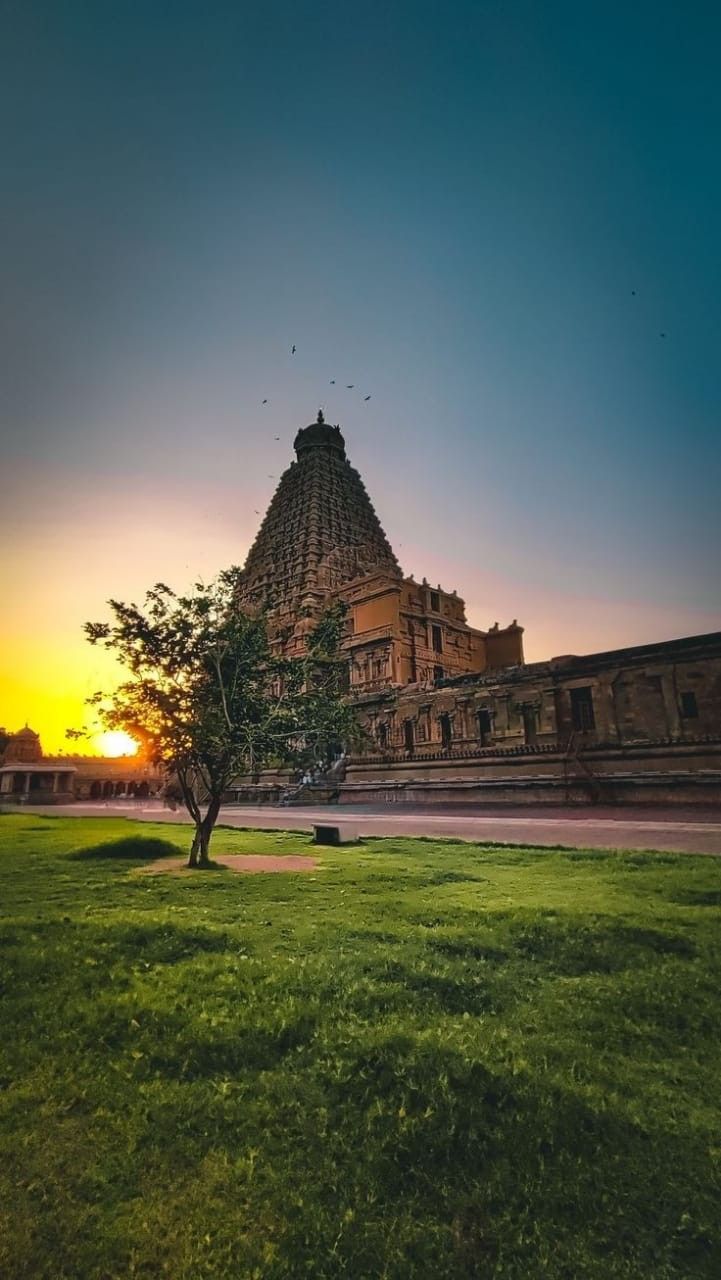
xmin=138 ymin=853 xmax=319 ymax=876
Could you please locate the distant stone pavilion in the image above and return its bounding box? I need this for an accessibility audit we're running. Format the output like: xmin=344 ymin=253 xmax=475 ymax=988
xmin=0 ymin=727 xmax=76 ymax=803
xmin=0 ymin=726 xmax=161 ymax=806
xmin=230 ymin=413 xmax=721 ymax=805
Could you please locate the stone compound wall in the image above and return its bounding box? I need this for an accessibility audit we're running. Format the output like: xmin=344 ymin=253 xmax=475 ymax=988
xmin=70 ymin=758 xmax=163 ymax=800
xmin=344 ymin=632 xmax=721 ymax=805
xmin=341 ymin=741 xmax=721 ymax=806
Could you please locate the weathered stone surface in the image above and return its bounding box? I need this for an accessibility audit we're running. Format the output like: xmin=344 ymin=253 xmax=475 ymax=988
xmin=357 ymin=631 xmax=721 ymax=756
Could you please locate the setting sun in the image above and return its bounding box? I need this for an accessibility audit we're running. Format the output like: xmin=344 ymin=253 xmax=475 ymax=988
xmin=94 ymin=731 xmax=139 ymax=758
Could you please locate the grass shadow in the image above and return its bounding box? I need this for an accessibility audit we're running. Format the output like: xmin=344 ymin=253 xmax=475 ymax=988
xmin=68 ymin=836 xmax=182 ymax=861
xmin=670 ymin=889 xmax=721 ymax=907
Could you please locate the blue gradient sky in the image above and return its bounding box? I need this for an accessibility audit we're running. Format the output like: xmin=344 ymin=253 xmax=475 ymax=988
xmin=2 ymin=1 xmax=720 ymax=743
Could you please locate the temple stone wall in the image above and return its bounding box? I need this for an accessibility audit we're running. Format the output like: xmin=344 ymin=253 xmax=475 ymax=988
xmin=345 ymin=632 xmax=721 ymax=804
xmin=357 ymin=633 xmax=721 ymax=753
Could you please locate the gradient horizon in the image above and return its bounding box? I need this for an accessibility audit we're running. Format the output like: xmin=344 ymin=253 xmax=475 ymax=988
xmin=2 ymin=1 xmax=720 ymax=752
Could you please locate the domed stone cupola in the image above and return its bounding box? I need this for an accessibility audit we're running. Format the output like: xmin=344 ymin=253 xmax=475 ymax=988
xmin=293 ymin=410 xmax=346 ymax=457
xmin=5 ymin=725 xmax=43 ymax=763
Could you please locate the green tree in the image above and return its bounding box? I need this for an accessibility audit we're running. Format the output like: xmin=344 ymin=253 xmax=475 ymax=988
xmin=82 ymin=570 xmax=357 ymax=867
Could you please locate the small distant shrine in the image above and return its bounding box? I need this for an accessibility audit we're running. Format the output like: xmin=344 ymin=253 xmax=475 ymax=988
xmin=0 ymin=727 xmax=77 ymax=803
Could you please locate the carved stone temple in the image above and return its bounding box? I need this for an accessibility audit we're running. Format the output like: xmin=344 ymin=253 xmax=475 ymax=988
xmin=236 ymin=411 xmax=523 ymax=688
xmin=231 ymin=413 xmax=721 ymax=806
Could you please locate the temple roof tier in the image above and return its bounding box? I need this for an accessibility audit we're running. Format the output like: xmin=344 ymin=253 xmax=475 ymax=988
xmin=236 ymin=413 xmax=401 ymax=612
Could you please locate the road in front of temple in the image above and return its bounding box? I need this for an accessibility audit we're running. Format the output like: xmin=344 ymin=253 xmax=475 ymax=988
xmin=9 ymin=800 xmax=721 ymax=855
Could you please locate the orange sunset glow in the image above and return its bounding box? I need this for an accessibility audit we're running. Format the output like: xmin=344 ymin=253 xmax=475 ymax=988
xmin=93 ymin=731 xmax=139 ymax=758
xmin=2 ymin=457 xmax=720 ymax=756
xmin=0 ymin=475 xmax=250 ymax=754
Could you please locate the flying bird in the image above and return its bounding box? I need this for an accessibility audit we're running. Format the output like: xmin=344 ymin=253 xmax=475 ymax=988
xmin=291 ymin=344 xmax=296 ymax=354
xmin=660 ymin=332 xmax=666 ymax=338
xmin=364 ymin=395 xmax=371 ymax=401
xmin=330 ymin=379 xmax=335 ymax=384
xmin=262 ymin=398 xmax=268 ymax=404
xmin=631 ymin=290 xmax=636 ymax=296
xmin=346 ymin=384 xmax=354 ymax=389
xmin=274 ymin=435 xmax=280 ymax=440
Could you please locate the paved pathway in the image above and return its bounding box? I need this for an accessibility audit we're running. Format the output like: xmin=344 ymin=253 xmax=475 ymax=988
xmin=9 ymin=800 xmax=721 ymax=855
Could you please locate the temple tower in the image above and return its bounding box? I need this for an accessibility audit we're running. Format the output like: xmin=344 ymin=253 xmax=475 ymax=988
xmin=236 ymin=412 xmax=401 ymax=633
xmin=236 ymin=412 xmax=523 ymax=684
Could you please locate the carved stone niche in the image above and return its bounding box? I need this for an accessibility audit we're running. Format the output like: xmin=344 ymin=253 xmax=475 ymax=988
xmin=318 ymin=542 xmax=397 ymax=590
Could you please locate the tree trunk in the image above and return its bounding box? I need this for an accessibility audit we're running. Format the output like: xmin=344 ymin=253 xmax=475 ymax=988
xmin=177 ymin=771 xmax=205 ymax=868
xmin=188 ymin=828 xmax=201 ymax=868
xmin=194 ymin=796 xmax=222 ymax=868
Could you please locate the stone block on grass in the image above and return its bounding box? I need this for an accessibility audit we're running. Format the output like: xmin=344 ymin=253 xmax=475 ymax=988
xmin=312 ymin=823 xmax=360 ymax=846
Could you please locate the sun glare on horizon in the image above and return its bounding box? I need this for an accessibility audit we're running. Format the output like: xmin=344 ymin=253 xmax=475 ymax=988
xmin=95 ymin=731 xmax=139 ymax=758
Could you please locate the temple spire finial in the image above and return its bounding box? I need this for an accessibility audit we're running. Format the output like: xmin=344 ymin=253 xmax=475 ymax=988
xmin=317 ymin=408 xmax=325 ymax=424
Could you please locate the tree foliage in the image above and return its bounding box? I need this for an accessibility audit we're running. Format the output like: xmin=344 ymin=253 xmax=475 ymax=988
xmin=83 ymin=569 xmax=358 ymax=866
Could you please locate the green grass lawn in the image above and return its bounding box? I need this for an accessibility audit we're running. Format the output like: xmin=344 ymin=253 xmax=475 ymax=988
xmin=1 ymin=814 xmax=720 ymax=1279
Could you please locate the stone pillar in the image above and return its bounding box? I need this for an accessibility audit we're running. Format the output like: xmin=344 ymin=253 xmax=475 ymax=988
xmin=455 ymin=699 xmax=471 ymax=742
xmin=419 ymin=703 xmax=432 ymax=744
xmin=661 ymin=673 xmax=682 ymax=739
xmin=605 ymin=675 xmax=622 ymax=742
xmin=52 ymin=772 xmax=59 ymax=794
xmin=540 ymin=688 xmax=557 ymax=738
xmin=23 ymin=772 xmax=31 ymax=795
xmin=495 ymin=696 xmax=510 ymax=737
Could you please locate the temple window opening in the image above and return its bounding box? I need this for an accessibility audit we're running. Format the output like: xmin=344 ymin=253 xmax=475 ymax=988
xmin=570 ymin=686 xmax=596 ymax=732
xmin=680 ymin=691 xmax=699 ymax=719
